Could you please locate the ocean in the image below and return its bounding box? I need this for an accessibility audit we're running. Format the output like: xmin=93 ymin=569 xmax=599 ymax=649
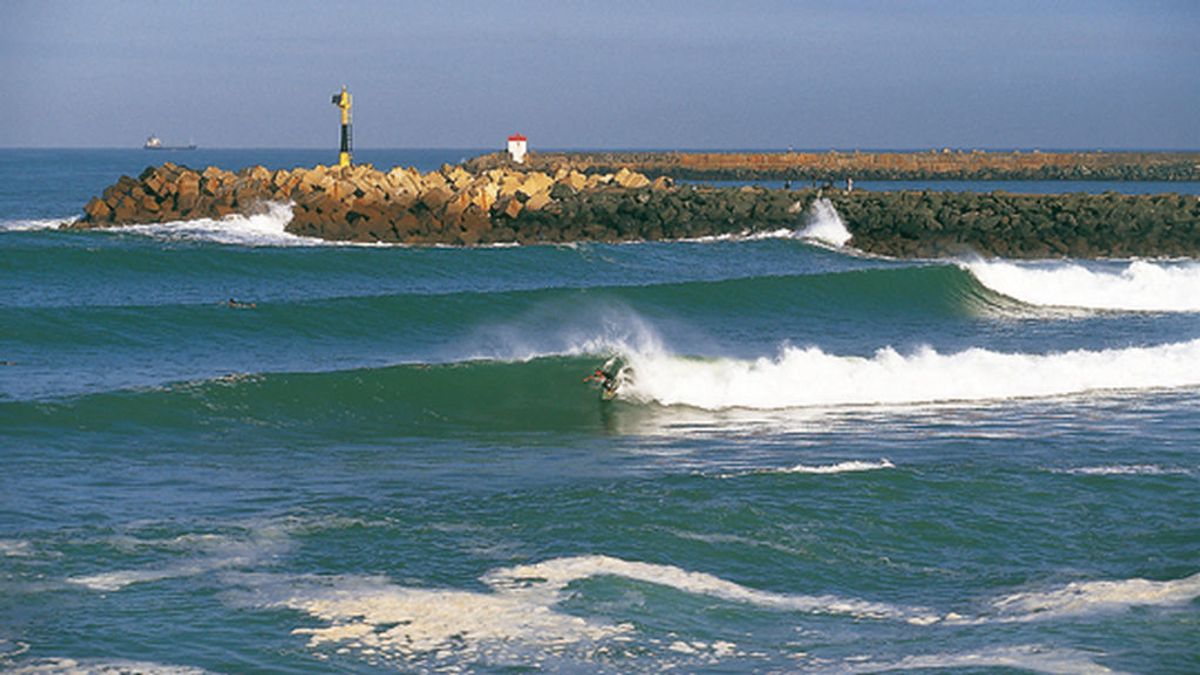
xmin=1 ymin=149 xmax=1198 ymax=674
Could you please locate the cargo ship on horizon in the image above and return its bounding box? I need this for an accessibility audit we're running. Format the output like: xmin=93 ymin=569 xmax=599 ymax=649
xmin=144 ymin=134 xmax=197 ymax=151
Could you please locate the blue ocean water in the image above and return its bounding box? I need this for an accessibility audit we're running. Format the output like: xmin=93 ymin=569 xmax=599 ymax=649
xmin=1 ymin=150 xmax=1198 ymax=673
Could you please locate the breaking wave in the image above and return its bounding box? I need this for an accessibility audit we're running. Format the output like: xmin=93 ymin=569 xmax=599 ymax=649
xmin=10 ymin=337 xmax=1200 ymax=436
xmin=797 ymin=197 xmax=853 ymax=247
xmin=964 ymin=258 xmax=1200 ymax=312
xmin=620 ymin=338 xmax=1200 ymax=410
xmin=105 ymin=202 xmax=325 ymax=247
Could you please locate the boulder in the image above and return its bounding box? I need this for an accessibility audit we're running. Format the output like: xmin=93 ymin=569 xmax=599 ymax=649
xmin=84 ymin=197 xmax=112 ymax=222
xmin=518 ymin=172 xmax=555 ymax=198
xmin=614 ymin=168 xmax=650 ymax=189
xmin=420 ymin=187 xmax=452 ymax=211
xmin=503 ymin=198 xmax=523 ymax=219
xmin=524 ymin=191 xmax=552 ymax=211
xmin=562 ymin=171 xmax=588 ymax=191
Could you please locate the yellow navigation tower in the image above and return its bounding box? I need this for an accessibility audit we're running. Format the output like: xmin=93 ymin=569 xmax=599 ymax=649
xmin=331 ymin=86 xmax=352 ymax=168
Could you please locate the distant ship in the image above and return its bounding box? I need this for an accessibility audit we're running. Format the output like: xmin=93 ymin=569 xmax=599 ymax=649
xmin=144 ymin=135 xmax=197 ymax=151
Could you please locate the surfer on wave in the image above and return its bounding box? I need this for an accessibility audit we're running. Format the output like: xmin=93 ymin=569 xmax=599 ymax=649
xmin=584 ymin=357 xmax=631 ymax=400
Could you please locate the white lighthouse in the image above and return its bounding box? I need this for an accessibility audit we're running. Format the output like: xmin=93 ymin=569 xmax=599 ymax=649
xmin=507 ymin=133 xmax=527 ymax=164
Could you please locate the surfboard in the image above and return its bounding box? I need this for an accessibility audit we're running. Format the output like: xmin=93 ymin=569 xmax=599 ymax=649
xmin=598 ymin=365 xmax=632 ymax=401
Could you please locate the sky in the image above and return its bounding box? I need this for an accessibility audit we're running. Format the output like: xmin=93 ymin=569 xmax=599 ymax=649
xmin=1 ymin=1 xmax=1197 ymax=150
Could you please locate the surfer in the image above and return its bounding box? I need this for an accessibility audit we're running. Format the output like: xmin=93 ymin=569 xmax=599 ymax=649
xmin=584 ymin=367 xmax=619 ymax=395
xmin=584 ymin=358 xmax=632 ymax=399
xmin=226 ymin=298 xmax=256 ymax=309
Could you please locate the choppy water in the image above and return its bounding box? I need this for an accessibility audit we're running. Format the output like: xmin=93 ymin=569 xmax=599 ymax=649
xmin=1 ymin=150 xmax=1198 ymax=674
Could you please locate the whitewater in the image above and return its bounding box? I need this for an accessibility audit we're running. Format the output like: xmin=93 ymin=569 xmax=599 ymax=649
xmin=1 ymin=149 xmax=1198 ymax=674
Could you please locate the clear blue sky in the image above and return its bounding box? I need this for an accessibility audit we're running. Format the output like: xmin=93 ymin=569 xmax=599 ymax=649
xmin=2 ymin=0 xmax=1196 ymax=149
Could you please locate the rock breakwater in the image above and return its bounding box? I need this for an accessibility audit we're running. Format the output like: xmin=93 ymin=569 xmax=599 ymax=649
xmin=466 ymin=150 xmax=1200 ymax=182
xmin=76 ymin=162 xmax=675 ymax=245
xmin=74 ymin=162 xmax=1200 ymax=258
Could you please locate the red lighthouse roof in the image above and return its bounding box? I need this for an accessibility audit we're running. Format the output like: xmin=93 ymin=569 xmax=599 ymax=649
xmin=507 ymin=133 xmax=527 ymax=142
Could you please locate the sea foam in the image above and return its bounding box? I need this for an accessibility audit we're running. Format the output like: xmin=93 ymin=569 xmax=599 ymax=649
xmin=720 ymin=459 xmax=896 ymax=478
xmin=828 ymin=645 xmax=1126 ymax=675
xmin=108 ymin=202 xmax=326 ymax=247
xmin=965 ymin=259 xmax=1200 ymax=312
xmin=1055 ymin=464 xmax=1194 ymax=477
xmin=4 ymin=658 xmax=210 ymax=674
xmin=619 ymin=338 xmax=1200 ymax=410
xmin=246 ymin=554 xmax=931 ymax=668
xmin=0 ymin=217 xmax=75 ymax=232
xmin=797 ymin=197 xmax=853 ymax=247
xmin=989 ymin=571 xmax=1200 ymax=622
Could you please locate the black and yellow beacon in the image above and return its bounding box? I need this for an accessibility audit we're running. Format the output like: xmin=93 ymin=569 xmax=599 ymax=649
xmin=331 ymin=86 xmax=352 ymax=168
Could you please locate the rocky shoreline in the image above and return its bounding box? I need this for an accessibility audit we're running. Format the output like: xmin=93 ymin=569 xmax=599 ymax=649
xmin=72 ymin=162 xmax=1200 ymax=258
xmin=465 ymin=150 xmax=1200 ymax=182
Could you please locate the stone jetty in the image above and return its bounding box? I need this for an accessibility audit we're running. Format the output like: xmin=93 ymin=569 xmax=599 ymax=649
xmin=74 ymin=161 xmax=1200 ymax=258
xmin=466 ymin=150 xmax=1200 ymax=182
xmin=76 ymin=162 xmax=676 ymax=245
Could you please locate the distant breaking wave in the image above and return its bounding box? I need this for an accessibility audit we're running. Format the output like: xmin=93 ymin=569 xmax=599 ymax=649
xmin=797 ymin=197 xmax=853 ymax=247
xmin=0 ymin=217 xmax=75 ymax=232
xmin=964 ymin=259 xmax=1200 ymax=312
xmin=108 ymin=203 xmax=327 ymax=247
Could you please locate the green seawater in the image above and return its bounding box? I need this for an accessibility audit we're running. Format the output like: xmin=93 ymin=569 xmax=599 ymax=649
xmin=1 ymin=150 xmax=1198 ymax=673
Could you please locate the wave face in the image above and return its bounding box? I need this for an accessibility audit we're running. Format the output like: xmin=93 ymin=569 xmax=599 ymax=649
xmin=8 ymin=337 xmax=1200 ymax=437
xmin=965 ymin=259 xmax=1200 ymax=312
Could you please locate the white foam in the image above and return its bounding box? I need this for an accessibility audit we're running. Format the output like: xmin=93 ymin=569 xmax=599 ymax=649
xmin=0 ymin=217 xmax=74 ymax=232
xmin=6 ymin=658 xmax=210 ymax=674
xmin=677 ymin=198 xmax=851 ymax=247
xmin=68 ymin=525 xmax=289 ymax=592
xmin=485 ymin=555 xmax=928 ymax=622
xmin=619 ymin=339 xmax=1200 ymax=410
xmin=682 ymin=227 xmax=802 ymax=243
xmin=798 ymin=198 xmax=853 ymax=247
xmin=108 ymin=202 xmax=330 ymax=247
xmin=990 ymin=571 xmax=1200 ymax=622
xmin=262 ymin=573 xmax=629 ymax=668
xmin=245 ymin=554 xmax=930 ymax=668
xmin=1057 ymin=464 xmax=1193 ymax=477
xmin=0 ymin=539 xmax=34 ymax=557
xmin=67 ymin=563 xmax=236 ymax=592
xmin=775 ymin=458 xmax=895 ymax=474
xmin=965 ymin=259 xmax=1200 ymax=312
xmin=720 ymin=459 xmax=895 ymax=478
xmin=831 ymin=645 xmax=1126 ymax=675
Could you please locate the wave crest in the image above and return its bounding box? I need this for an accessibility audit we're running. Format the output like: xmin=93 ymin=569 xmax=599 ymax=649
xmin=966 ymin=259 xmax=1200 ymax=312
xmin=619 ymin=339 xmax=1200 ymax=410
